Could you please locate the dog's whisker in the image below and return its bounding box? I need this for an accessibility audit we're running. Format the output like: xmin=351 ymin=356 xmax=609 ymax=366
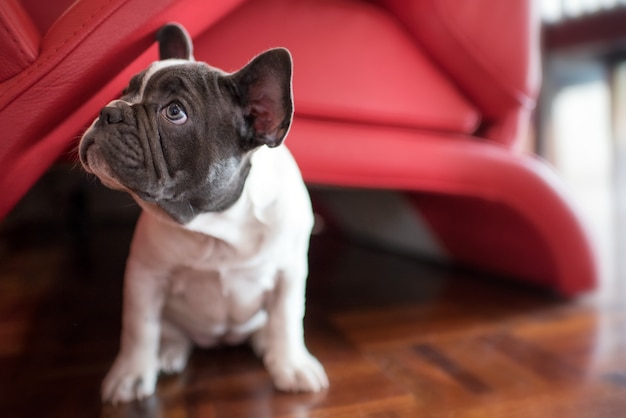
xmin=187 ymin=202 xmax=195 ymax=218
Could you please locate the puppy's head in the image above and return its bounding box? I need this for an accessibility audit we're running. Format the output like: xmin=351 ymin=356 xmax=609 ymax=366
xmin=79 ymin=23 xmax=293 ymax=223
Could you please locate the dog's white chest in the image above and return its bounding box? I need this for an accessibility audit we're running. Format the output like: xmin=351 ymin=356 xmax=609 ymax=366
xmin=162 ymin=207 xmax=278 ymax=346
xmin=165 ymin=262 xmax=274 ymax=346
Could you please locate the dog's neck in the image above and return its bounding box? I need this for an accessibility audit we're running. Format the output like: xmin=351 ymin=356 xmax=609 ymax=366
xmin=138 ymin=146 xmax=281 ymax=246
xmin=155 ymin=154 xmax=253 ymax=225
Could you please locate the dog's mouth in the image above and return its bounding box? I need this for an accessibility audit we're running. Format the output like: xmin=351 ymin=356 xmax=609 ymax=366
xmin=79 ymin=124 xmax=179 ymax=205
xmin=79 ymin=128 xmax=128 ymax=192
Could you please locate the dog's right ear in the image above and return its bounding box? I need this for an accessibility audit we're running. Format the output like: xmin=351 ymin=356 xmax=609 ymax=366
xmin=156 ymin=23 xmax=194 ymax=61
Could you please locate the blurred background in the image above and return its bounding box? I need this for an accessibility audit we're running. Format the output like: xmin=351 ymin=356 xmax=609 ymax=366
xmin=539 ymin=0 xmax=626 ymax=294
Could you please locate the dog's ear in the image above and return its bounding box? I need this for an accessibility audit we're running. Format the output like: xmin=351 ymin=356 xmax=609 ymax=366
xmin=228 ymin=48 xmax=294 ymax=148
xmin=156 ymin=23 xmax=194 ymax=61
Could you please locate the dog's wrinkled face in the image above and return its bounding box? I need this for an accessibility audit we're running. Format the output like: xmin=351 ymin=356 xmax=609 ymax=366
xmin=79 ymin=24 xmax=293 ymax=224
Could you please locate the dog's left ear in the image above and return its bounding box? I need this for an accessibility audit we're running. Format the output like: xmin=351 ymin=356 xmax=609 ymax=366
xmin=228 ymin=48 xmax=294 ymax=148
xmin=156 ymin=23 xmax=194 ymax=61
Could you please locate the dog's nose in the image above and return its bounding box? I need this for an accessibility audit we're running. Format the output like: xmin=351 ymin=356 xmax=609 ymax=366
xmin=100 ymin=106 xmax=124 ymax=125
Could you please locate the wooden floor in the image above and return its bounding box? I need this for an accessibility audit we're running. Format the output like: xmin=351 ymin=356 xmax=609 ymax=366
xmin=2 ymin=169 xmax=626 ymax=417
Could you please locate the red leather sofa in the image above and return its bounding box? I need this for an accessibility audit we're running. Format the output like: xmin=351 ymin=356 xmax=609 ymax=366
xmin=0 ymin=0 xmax=598 ymax=296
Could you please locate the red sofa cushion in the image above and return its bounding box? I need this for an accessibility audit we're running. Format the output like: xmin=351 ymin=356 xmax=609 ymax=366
xmin=195 ymin=0 xmax=480 ymax=134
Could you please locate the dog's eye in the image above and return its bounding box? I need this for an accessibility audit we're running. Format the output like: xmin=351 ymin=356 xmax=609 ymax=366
xmin=162 ymin=102 xmax=188 ymax=125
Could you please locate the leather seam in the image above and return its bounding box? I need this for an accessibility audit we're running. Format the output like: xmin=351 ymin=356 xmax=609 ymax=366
xmin=0 ymin=0 xmax=120 ymax=102
xmin=0 ymin=17 xmax=31 ymax=63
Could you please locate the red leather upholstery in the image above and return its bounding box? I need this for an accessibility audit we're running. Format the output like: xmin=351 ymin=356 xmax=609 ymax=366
xmin=193 ymin=0 xmax=480 ymax=133
xmin=0 ymin=0 xmax=40 ymax=82
xmin=18 ymin=0 xmax=75 ymax=34
xmin=0 ymin=0 xmax=598 ymax=296
xmin=380 ymin=0 xmax=541 ymax=146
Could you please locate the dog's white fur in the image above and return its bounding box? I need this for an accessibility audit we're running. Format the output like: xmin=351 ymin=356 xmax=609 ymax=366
xmin=101 ymin=145 xmax=327 ymax=403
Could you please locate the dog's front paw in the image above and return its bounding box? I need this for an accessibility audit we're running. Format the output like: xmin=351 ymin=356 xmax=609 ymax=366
xmin=265 ymin=350 xmax=329 ymax=393
xmin=101 ymin=355 xmax=158 ymax=404
xmin=158 ymin=341 xmax=190 ymax=374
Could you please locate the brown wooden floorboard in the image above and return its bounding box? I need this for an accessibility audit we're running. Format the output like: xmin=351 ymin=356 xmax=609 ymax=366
xmin=1 ymin=173 xmax=626 ymax=417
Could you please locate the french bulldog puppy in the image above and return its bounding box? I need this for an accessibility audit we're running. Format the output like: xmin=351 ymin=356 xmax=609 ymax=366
xmin=79 ymin=23 xmax=328 ymax=404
